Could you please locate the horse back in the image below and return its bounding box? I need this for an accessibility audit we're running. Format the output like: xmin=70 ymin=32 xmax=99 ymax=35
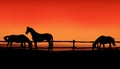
xmin=33 ymin=33 xmax=53 ymax=42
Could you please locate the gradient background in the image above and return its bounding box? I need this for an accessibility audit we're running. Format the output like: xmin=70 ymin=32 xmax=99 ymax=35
xmin=0 ymin=0 xmax=120 ymax=41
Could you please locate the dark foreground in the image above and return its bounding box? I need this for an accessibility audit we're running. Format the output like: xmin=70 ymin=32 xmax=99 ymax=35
xmin=0 ymin=47 xmax=120 ymax=68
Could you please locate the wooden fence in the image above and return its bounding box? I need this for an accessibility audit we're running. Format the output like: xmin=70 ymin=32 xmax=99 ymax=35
xmin=0 ymin=40 xmax=120 ymax=51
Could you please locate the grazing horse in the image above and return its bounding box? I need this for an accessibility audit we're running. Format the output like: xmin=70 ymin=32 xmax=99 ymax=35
xmin=3 ymin=34 xmax=32 ymax=50
xmin=92 ymin=35 xmax=116 ymax=50
xmin=25 ymin=27 xmax=53 ymax=51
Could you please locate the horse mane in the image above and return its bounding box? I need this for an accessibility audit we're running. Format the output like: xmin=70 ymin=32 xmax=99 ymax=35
xmin=27 ymin=27 xmax=40 ymax=34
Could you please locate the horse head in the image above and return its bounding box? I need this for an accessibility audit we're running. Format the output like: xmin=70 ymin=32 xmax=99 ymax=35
xmin=25 ymin=27 xmax=31 ymax=34
xmin=110 ymin=37 xmax=116 ymax=46
xmin=92 ymin=42 xmax=97 ymax=49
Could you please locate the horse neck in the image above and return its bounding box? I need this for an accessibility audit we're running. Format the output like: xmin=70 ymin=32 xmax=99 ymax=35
xmin=94 ymin=40 xmax=99 ymax=45
xmin=111 ymin=40 xmax=116 ymax=46
xmin=29 ymin=29 xmax=39 ymax=37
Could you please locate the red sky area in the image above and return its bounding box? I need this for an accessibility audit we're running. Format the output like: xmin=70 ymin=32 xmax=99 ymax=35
xmin=0 ymin=0 xmax=120 ymax=41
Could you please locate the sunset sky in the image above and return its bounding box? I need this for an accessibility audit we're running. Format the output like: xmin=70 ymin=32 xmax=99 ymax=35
xmin=0 ymin=0 xmax=120 ymax=41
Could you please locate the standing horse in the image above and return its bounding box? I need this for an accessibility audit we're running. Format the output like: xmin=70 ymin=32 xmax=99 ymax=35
xmin=92 ymin=35 xmax=116 ymax=50
xmin=4 ymin=34 xmax=32 ymax=50
xmin=25 ymin=27 xmax=53 ymax=51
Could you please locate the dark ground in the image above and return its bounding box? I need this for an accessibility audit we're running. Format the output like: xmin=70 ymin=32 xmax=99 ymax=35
xmin=0 ymin=47 xmax=120 ymax=68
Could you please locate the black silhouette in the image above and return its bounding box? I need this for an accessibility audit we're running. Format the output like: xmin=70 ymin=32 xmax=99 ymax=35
xmin=92 ymin=35 xmax=116 ymax=50
xmin=3 ymin=34 xmax=32 ymax=50
xmin=25 ymin=27 xmax=53 ymax=51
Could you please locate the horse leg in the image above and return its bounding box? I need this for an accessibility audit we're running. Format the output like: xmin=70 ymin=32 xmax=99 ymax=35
xmin=92 ymin=46 xmax=94 ymax=50
xmin=20 ymin=42 xmax=24 ymax=48
xmin=97 ymin=43 xmax=100 ymax=49
xmin=99 ymin=43 xmax=101 ymax=48
xmin=34 ymin=42 xmax=37 ymax=49
xmin=10 ymin=42 xmax=13 ymax=48
xmin=23 ymin=42 xmax=26 ymax=49
xmin=109 ymin=43 xmax=112 ymax=49
xmin=24 ymin=42 xmax=26 ymax=48
xmin=48 ymin=41 xmax=50 ymax=51
xmin=28 ymin=41 xmax=32 ymax=50
xmin=103 ymin=44 xmax=105 ymax=49
xmin=49 ymin=41 xmax=53 ymax=51
xmin=51 ymin=41 xmax=53 ymax=51
xmin=7 ymin=42 xmax=10 ymax=48
xmin=97 ymin=43 xmax=99 ymax=48
xmin=47 ymin=41 xmax=51 ymax=52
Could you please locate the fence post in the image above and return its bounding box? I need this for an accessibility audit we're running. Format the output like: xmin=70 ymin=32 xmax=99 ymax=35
xmin=73 ymin=40 xmax=75 ymax=52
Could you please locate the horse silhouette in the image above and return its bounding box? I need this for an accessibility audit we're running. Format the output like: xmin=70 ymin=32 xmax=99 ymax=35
xmin=25 ymin=27 xmax=53 ymax=51
xmin=92 ymin=35 xmax=116 ymax=50
xmin=4 ymin=34 xmax=32 ymax=50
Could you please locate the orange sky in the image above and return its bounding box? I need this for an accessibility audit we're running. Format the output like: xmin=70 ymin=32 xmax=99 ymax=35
xmin=0 ymin=0 xmax=120 ymax=41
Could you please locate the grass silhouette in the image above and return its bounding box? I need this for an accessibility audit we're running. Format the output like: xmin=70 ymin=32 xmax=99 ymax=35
xmin=0 ymin=47 xmax=120 ymax=68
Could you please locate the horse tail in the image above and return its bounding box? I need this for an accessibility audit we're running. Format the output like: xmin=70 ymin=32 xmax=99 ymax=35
xmin=27 ymin=41 xmax=32 ymax=50
xmin=4 ymin=36 xmax=9 ymax=41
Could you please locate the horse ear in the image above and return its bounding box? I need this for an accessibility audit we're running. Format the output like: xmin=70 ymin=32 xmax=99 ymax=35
xmin=27 ymin=26 xmax=30 ymax=28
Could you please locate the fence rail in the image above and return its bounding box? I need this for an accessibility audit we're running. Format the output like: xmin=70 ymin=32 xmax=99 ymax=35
xmin=0 ymin=40 xmax=120 ymax=51
xmin=0 ymin=40 xmax=94 ymax=42
xmin=0 ymin=40 xmax=120 ymax=43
